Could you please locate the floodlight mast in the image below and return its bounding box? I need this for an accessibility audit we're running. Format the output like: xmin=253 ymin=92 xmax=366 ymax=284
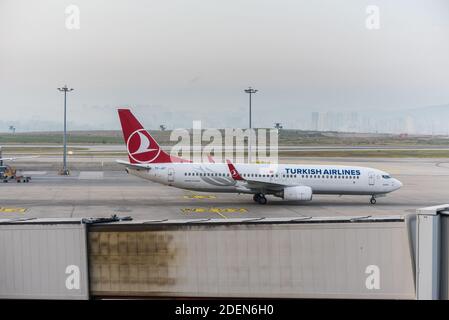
xmin=57 ymin=85 xmax=74 ymax=175
xmin=244 ymin=87 xmax=258 ymax=163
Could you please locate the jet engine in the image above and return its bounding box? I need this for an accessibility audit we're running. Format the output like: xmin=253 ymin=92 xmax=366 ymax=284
xmin=277 ymin=186 xmax=313 ymax=201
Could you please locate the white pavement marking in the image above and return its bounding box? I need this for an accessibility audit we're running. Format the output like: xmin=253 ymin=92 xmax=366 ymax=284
xmin=78 ymin=171 xmax=104 ymax=180
xmin=23 ymin=171 xmax=47 ymax=175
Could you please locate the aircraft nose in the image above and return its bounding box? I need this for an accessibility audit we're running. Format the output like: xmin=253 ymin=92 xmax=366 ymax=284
xmin=393 ymin=179 xmax=403 ymax=190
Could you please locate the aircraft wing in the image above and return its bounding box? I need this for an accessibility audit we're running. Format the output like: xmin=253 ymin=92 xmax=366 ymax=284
xmin=241 ymin=179 xmax=286 ymax=191
xmin=225 ymin=160 xmax=290 ymax=192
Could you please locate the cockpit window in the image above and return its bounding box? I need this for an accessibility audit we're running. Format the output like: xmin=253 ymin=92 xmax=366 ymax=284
xmin=382 ymin=175 xmax=391 ymax=179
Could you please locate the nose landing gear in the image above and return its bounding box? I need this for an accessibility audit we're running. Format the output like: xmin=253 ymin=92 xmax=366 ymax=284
xmin=370 ymin=196 xmax=377 ymax=204
xmin=253 ymin=193 xmax=268 ymax=205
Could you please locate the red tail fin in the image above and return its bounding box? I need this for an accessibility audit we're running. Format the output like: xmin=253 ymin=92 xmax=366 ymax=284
xmin=118 ymin=109 xmax=188 ymax=164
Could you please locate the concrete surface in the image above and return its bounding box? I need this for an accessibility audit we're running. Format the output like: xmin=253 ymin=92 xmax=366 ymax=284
xmin=0 ymin=157 xmax=448 ymax=221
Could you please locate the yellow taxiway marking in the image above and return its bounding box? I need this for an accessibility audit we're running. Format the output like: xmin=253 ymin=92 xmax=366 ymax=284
xmin=0 ymin=207 xmax=27 ymax=213
xmin=183 ymin=195 xmax=217 ymax=199
xmin=214 ymin=210 xmax=228 ymax=219
xmin=181 ymin=207 xmax=248 ymax=219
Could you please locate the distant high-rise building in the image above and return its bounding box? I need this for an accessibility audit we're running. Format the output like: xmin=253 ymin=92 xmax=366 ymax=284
xmin=405 ymin=116 xmax=415 ymax=134
xmin=311 ymin=112 xmax=319 ymax=131
xmin=318 ymin=112 xmax=327 ymax=131
xmin=349 ymin=112 xmax=359 ymax=132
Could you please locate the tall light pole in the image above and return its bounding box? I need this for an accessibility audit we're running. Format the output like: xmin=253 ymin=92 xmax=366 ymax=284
xmin=244 ymin=87 xmax=258 ymax=163
xmin=57 ymin=85 xmax=74 ymax=175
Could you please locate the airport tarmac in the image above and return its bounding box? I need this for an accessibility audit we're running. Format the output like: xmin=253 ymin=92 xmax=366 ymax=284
xmin=0 ymin=157 xmax=448 ymax=221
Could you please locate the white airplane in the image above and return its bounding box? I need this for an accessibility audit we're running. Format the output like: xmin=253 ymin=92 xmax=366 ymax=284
xmin=0 ymin=156 xmax=39 ymax=162
xmin=117 ymin=109 xmax=402 ymax=204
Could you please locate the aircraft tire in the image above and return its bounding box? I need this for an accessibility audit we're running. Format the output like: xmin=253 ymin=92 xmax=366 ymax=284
xmin=257 ymin=196 xmax=267 ymax=205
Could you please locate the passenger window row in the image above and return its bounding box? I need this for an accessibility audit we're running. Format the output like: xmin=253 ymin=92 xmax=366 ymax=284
xmin=184 ymin=172 xmax=360 ymax=179
xmin=296 ymin=175 xmax=360 ymax=180
xmin=185 ymin=172 xmax=230 ymax=177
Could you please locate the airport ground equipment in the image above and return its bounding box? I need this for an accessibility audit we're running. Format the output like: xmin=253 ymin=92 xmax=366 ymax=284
xmin=1 ymin=165 xmax=30 ymax=183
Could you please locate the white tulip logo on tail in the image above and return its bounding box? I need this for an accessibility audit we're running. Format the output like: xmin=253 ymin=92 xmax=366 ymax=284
xmin=127 ymin=129 xmax=160 ymax=163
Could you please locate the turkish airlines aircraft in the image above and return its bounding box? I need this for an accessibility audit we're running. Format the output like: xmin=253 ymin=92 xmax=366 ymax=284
xmin=117 ymin=109 xmax=402 ymax=204
xmin=0 ymin=156 xmax=39 ymax=161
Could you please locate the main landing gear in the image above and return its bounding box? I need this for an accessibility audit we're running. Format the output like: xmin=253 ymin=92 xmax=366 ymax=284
xmin=370 ymin=196 xmax=377 ymax=204
xmin=253 ymin=193 xmax=267 ymax=205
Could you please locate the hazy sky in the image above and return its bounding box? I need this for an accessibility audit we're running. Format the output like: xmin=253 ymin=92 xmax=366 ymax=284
xmin=1 ymin=0 xmax=448 ymax=131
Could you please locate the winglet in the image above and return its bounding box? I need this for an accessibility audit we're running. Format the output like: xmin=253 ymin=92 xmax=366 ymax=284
xmin=226 ymin=159 xmax=244 ymax=181
xmin=207 ymin=155 xmax=215 ymax=163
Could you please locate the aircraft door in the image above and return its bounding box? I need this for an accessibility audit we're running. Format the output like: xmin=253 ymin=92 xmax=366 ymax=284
xmin=168 ymin=168 xmax=175 ymax=183
xmin=368 ymin=171 xmax=375 ymax=186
